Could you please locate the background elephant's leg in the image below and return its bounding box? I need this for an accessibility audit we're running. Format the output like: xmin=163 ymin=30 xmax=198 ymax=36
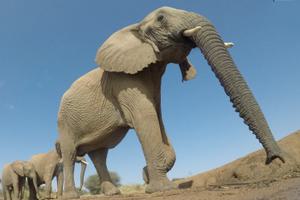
xmin=3 ymin=186 xmax=9 ymax=200
xmin=44 ymin=164 xmax=57 ymax=199
xmin=2 ymin=186 xmax=7 ymax=200
xmin=129 ymin=99 xmax=176 ymax=193
xmin=88 ymin=148 xmax=120 ymax=195
xmin=12 ymin=176 xmax=19 ymax=200
xmin=44 ymin=178 xmax=52 ymax=199
xmin=18 ymin=178 xmax=25 ymax=200
xmin=56 ymin=169 xmax=64 ymax=198
xmin=28 ymin=179 xmax=37 ymax=200
xmin=9 ymin=189 xmax=13 ymax=200
xmin=59 ymin=130 xmax=78 ymax=199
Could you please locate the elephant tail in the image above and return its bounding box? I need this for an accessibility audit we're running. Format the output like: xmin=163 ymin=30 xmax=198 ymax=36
xmin=55 ymin=141 xmax=62 ymax=159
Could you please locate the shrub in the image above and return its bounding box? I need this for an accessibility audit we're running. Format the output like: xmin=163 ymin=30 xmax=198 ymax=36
xmin=84 ymin=171 xmax=121 ymax=194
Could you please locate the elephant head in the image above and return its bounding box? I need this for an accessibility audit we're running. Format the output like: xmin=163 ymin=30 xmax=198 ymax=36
xmin=11 ymin=161 xmax=36 ymax=179
xmin=96 ymin=7 xmax=284 ymax=165
xmin=11 ymin=161 xmax=40 ymax=198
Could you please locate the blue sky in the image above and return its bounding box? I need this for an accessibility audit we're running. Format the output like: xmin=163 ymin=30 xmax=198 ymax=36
xmin=0 ymin=0 xmax=299 ymax=186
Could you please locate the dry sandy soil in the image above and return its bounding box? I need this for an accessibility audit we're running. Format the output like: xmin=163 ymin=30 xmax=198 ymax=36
xmin=82 ymin=177 xmax=300 ymax=200
xmin=80 ymin=130 xmax=300 ymax=200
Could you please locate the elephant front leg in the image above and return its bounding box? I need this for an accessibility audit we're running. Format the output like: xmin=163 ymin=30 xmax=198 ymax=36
xmin=142 ymin=137 xmax=175 ymax=186
xmin=128 ymin=100 xmax=176 ymax=193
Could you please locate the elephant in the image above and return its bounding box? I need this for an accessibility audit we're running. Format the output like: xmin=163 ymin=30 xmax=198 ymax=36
xmin=1 ymin=161 xmax=39 ymax=200
xmin=27 ymin=149 xmax=87 ymax=200
xmin=56 ymin=6 xmax=285 ymax=198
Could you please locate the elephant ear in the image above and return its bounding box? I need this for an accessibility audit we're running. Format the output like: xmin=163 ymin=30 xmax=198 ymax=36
xmin=11 ymin=161 xmax=24 ymax=176
xmin=95 ymin=24 xmax=159 ymax=74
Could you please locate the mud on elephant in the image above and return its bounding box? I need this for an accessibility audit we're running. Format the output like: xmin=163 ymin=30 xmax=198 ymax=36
xmin=56 ymin=6 xmax=285 ymax=198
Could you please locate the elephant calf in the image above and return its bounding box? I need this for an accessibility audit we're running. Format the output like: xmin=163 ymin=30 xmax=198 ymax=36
xmin=1 ymin=161 xmax=39 ymax=200
xmin=28 ymin=149 xmax=87 ymax=200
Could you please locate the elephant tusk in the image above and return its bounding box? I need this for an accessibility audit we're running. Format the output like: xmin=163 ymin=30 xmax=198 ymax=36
xmin=183 ymin=26 xmax=202 ymax=37
xmin=81 ymin=160 xmax=88 ymax=165
xmin=184 ymin=27 xmax=234 ymax=48
xmin=224 ymin=42 xmax=234 ymax=48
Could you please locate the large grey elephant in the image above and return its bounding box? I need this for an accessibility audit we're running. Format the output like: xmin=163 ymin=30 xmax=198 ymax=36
xmin=1 ymin=161 xmax=39 ymax=200
xmin=27 ymin=150 xmax=87 ymax=200
xmin=57 ymin=7 xmax=285 ymax=198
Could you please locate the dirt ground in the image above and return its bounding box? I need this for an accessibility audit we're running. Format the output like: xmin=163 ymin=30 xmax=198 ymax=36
xmin=81 ymin=130 xmax=300 ymax=200
xmin=81 ymin=176 xmax=300 ymax=200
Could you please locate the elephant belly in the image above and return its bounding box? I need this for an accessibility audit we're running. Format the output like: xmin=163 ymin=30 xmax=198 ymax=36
xmin=58 ymin=73 xmax=128 ymax=153
xmin=77 ymin=126 xmax=129 ymax=155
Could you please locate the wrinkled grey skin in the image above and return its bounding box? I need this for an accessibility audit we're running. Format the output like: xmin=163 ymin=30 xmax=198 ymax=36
xmin=1 ymin=161 xmax=39 ymax=200
xmin=57 ymin=7 xmax=285 ymax=198
xmin=27 ymin=150 xmax=87 ymax=200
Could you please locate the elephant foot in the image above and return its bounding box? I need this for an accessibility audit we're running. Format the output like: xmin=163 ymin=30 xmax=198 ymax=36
xmin=62 ymin=190 xmax=79 ymax=199
xmin=101 ymin=181 xmax=120 ymax=196
xmin=145 ymin=179 xmax=177 ymax=193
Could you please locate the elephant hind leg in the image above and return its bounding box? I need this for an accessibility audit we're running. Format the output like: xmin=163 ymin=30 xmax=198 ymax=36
xmin=58 ymin=126 xmax=79 ymax=199
xmin=88 ymin=148 xmax=120 ymax=196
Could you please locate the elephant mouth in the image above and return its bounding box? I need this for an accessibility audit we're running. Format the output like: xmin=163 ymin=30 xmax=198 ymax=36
xmin=172 ymin=30 xmax=196 ymax=47
xmin=154 ymin=31 xmax=196 ymax=60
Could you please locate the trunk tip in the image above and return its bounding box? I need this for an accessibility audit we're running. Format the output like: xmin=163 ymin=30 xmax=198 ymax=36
xmin=265 ymin=151 xmax=285 ymax=165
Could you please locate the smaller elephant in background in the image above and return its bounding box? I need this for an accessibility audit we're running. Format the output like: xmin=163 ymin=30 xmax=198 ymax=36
xmin=28 ymin=150 xmax=87 ymax=200
xmin=1 ymin=161 xmax=40 ymax=200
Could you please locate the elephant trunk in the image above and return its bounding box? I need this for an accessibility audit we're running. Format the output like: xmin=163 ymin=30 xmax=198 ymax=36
xmin=187 ymin=16 xmax=284 ymax=164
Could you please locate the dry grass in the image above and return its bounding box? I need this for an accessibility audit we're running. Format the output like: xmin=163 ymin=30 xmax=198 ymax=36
xmin=119 ymin=184 xmax=146 ymax=194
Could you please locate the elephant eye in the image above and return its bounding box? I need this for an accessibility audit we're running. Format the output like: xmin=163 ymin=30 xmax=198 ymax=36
xmin=157 ymin=14 xmax=165 ymax=22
